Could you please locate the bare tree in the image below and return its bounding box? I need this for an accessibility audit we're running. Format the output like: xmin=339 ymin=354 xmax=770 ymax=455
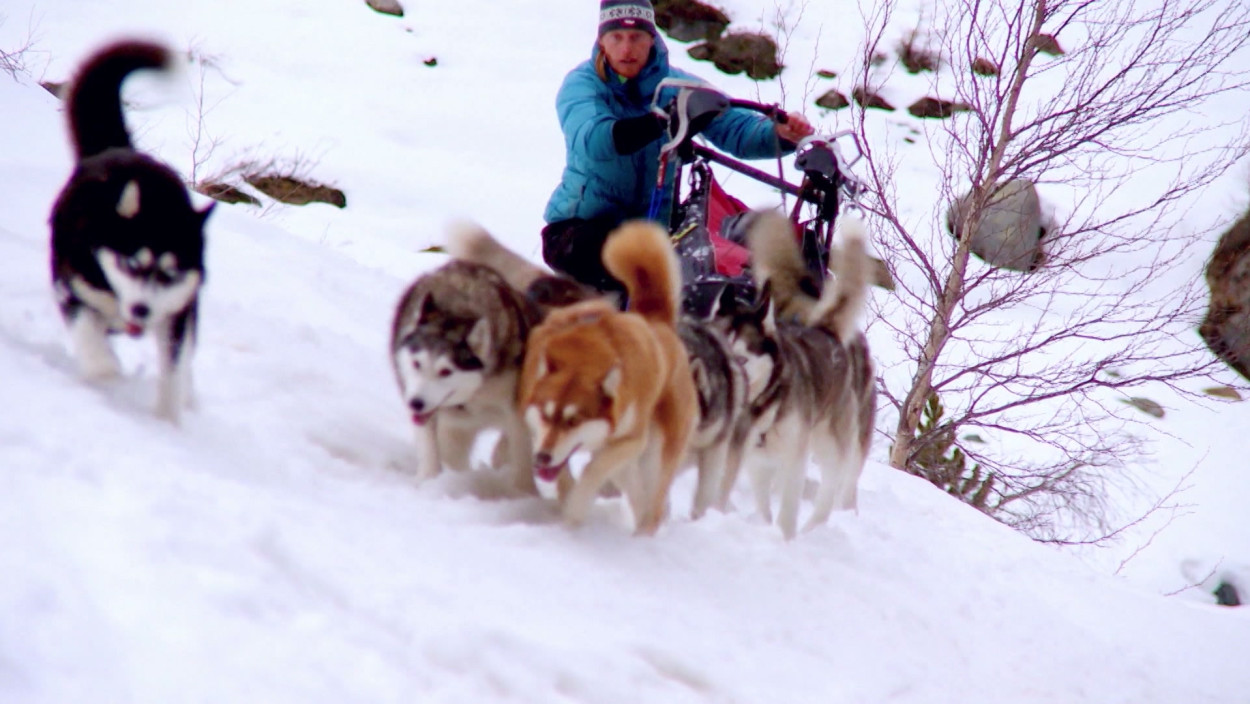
xmin=847 ymin=0 xmax=1250 ymax=542
xmin=0 ymin=15 xmax=37 ymax=79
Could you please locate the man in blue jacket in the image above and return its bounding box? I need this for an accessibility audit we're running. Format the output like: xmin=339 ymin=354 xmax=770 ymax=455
xmin=543 ymin=0 xmax=814 ymax=293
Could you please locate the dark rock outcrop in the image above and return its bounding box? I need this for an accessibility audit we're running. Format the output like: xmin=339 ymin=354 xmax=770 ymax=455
xmin=688 ymin=31 xmax=781 ymax=80
xmin=195 ymin=181 xmax=260 ymax=206
xmin=1031 ymin=34 xmax=1064 ymax=56
xmin=972 ymin=57 xmax=999 ymax=76
xmin=365 ymin=0 xmax=404 ymax=17
xmin=815 ymin=89 xmax=849 ymax=110
xmin=852 ymin=87 xmax=895 ymax=111
xmin=908 ymin=96 xmax=970 ymax=119
xmin=245 ymin=173 xmax=347 ymax=208
xmin=655 ymin=0 xmax=730 ymax=43
xmin=1200 ymin=200 xmax=1250 ymax=381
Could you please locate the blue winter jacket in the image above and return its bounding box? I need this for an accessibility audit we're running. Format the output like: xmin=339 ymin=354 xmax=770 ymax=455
xmin=544 ymin=37 xmax=790 ymax=226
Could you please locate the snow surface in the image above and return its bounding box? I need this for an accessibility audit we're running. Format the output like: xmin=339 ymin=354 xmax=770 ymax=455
xmin=2 ymin=0 xmax=1249 ymax=701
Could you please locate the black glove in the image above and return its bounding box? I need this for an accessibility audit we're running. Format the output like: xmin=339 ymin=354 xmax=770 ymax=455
xmin=612 ymin=113 xmax=666 ymax=155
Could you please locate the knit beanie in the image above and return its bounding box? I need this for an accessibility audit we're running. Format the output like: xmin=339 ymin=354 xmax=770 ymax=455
xmin=598 ymin=0 xmax=657 ymax=37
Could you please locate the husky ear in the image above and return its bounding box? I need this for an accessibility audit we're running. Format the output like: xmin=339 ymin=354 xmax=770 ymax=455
xmin=712 ymin=283 xmax=737 ymax=319
xmin=752 ymin=281 xmax=775 ymax=328
xmin=199 ymin=202 xmax=216 ymax=224
xmin=467 ymin=318 xmax=492 ymax=362
xmin=414 ymin=294 xmax=436 ymax=324
xmin=602 ymin=365 xmax=622 ymax=400
xmin=117 ymin=180 xmax=140 ymax=219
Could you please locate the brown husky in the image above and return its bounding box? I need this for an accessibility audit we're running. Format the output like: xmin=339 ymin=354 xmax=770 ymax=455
xmin=517 ymin=221 xmax=697 ymax=535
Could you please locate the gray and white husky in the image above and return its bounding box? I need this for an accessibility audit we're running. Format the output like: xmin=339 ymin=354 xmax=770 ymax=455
xmin=390 ymin=230 xmax=543 ymax=492
xmin=50 ymin=41 xmax=214 ymax=422
xmin=716 ymin=211 xmax=876 ymax=539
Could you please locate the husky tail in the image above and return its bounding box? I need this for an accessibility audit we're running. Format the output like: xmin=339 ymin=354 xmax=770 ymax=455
xmin=809 ymin=217 xmax=871 ymax=341
xmin=445 ymin=221 xmax=603 ymax=309
xmin=444 ymin=221 xmax=546 ymax=291
xmin=747 ymin=210 xmax=821 ymax=322
xmin=66 ymin=40 xmax=170 ymax=161
xmin=602 ymin=220 xmax=682 ymax=327
xmin=747 ymin=210 xmax=870 ymax=341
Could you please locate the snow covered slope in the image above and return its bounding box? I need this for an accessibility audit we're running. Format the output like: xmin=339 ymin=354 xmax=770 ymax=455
xmin=2 ymin=1 xmax=1248 ymax=701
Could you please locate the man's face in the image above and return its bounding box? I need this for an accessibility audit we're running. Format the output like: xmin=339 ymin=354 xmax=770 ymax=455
xmin=600 ymin=29 xmax=654 ymax=79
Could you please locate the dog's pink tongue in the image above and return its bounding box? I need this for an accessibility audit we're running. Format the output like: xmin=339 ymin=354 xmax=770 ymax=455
xmin=125 ymin=322 xmax=143 ymax=337
xmin=411 ymin=411 xmax=432 ymax=426
xmin=535 ymin=464 xmax=562 ymax=482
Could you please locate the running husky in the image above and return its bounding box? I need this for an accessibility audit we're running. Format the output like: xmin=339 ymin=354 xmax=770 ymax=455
xmin=390 ymin=232 xmax=543 ymax=493
xmin=717 ymin=211 xmax=876 ymax=539
xmin=50 ymin=41 xmax=214 ymax=422
xmin=518 ymin=221 xmax=697 ymax=535
xmin=452 ymin=225 xmax=744 ymax=520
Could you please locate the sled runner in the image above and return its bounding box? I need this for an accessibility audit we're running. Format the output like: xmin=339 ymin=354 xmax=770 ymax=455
xmin=649 ymin=80 xmax=870 ymax=317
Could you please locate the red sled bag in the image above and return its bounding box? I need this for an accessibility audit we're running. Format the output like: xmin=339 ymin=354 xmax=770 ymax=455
xmin=705 ymin=175 xmax=751 ymax=277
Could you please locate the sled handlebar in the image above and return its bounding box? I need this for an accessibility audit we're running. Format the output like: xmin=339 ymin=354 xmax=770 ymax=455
xmin=726 ymin=98 xmax=789 ymax=124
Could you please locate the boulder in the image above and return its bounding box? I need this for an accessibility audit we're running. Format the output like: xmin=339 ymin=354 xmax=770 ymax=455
xmin=945 ymin=179 xmax=1046 ymax=272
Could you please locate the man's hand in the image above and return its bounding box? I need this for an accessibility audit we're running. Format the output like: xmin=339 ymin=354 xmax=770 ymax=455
xmin=775 ymin=112 xmax=815 ymax=142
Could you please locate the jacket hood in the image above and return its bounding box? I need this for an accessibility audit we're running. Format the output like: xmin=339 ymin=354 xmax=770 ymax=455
xmin=590 ymin=35 xmax=671 ymax=107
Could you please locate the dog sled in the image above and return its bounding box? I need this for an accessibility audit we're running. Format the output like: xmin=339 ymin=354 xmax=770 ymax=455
xmin=648 ymin=80 xmax=871 ymax=317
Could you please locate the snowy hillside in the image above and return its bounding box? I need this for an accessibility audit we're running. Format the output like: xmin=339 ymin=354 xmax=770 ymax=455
xmin=2 ymin=0 xmax=1249 ymax=701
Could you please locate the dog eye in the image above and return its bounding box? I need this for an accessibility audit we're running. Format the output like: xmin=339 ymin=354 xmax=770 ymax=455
xmin=411 ymin=360 xmax=421 ymax=370
xmin=438 ymin=369 xmax=452 ymax=378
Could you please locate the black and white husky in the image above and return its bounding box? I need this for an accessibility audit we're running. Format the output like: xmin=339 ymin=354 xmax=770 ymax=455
xmin=50 ymin=41 xmax=214 ymax=422
xmin=717 ymin=211 xmax=876 ymax=539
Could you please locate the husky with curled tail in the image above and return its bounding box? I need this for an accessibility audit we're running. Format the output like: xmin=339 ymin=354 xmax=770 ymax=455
xmin=50 ymin=40 xmax=215 ymax=423
xmin=518 ymin=221 xmax=697 ymax=535
xmin=716 ymin=211 xmax=876 ymax=539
